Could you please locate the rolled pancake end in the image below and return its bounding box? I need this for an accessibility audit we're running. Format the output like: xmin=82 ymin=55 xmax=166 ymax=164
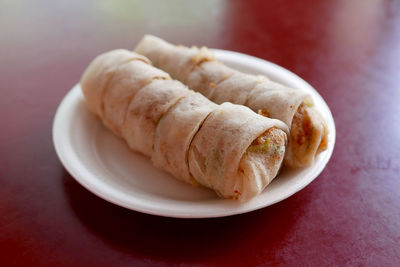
xmin=237 ymin=127 xmax=287 ymax=200
xmin=188 ymin=103 xmax=288 ymax=200
xmin=245 ymin=81 xmax=309 ymax=127
xmin=285 ymin=102 xmax=328 ymax=168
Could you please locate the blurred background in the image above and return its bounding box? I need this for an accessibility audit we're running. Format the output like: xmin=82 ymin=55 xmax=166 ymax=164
xmin=1 ymin=0 xmax=400 ymax=266
xmin=1 ymin=0 xmax=399 ymax=120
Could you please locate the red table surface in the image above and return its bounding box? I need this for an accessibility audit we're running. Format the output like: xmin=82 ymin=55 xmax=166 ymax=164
xmin=1 ymin=0 xmax=400 ymax=266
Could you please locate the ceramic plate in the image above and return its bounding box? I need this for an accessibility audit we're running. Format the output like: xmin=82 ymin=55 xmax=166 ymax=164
xmin=53 ymin=49 xmax=335 ymax=218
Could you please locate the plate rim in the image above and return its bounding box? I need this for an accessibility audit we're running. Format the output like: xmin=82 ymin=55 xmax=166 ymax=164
xmin=53 ymin=49 xmax=336 ymax=218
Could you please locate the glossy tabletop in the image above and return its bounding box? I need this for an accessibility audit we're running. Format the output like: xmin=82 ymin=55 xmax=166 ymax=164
xmin=1 ymin=0 xmax=400 ymax=266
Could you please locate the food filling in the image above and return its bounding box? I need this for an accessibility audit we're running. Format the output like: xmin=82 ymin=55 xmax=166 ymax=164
xmin=287 ymin=102 xmax=328 ymax=167
xmin=234 ymin=127 xmax=287 ymax=199
xmin=247 ymin=127 xmax=286 ymax=157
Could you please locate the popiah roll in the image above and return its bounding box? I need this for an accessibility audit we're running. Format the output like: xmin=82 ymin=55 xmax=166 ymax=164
xmin=135 ymin=35 xmax=329 ymax=168
xmin=81 ymin=49 xmax=289 ymax=200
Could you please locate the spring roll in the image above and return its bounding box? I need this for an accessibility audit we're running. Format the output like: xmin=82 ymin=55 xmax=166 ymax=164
xmin=81 ymin=49 xmax=289 ymax=200
xmin=134 ymin=35 xmax=328 ymax=168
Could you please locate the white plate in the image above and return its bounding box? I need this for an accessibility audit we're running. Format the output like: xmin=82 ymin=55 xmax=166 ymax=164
xmin=53 ymin=49 xmax=335 ymax=218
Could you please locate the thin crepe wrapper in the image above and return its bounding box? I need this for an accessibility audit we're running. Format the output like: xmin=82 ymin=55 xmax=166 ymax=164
xmin=103 ymin=60 xmax=170 ymax=136
xmin=188 ymin=102 xmax=288 ymax=200
xmin=81 ymin=49 xmax=149 ymax=117
xmin=210 ymin=73 xmax=269 ymax=106
xmin=246 ymin=81 xmax=310 ymax=127
xmin=122 ymin=79 xmax=189 ymax=156
xmin=184 ymin=60 xmax=236 ymax=98
xmin=152 ymin=92 xmax=218 ymax=185
xmin=135 ymin=35 xmax=214 ymax=83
